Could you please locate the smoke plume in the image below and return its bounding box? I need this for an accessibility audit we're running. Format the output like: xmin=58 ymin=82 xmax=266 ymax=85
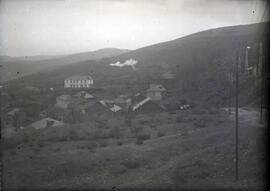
xmin=110 ymin=59 xmax=138 ymax=70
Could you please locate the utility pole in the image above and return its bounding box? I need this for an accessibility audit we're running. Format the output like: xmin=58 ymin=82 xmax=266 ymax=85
xmin=235 ymin=49 xmax=240 ymax=181
xmin=245 ymin=46 xmax=251 ymax=74
xmin=259 ymin=42 xmax=263 ymax=123
xmin=228 ymin=72 xmax=232 ymax=113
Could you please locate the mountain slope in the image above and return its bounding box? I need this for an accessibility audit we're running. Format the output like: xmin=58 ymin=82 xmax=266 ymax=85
xmin=0 ymin=48 xmax=129 ymax=81
xmin=5 ymin=22 xmax=269 ymax=106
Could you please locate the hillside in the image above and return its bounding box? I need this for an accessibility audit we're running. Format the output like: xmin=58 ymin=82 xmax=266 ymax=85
xmin=0 ymin=48 xmax=129 ymax=81
xmin=7 ymin=22 xmax=269 ymax=107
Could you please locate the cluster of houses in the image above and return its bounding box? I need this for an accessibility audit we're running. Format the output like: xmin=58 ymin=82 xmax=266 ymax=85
xmin=3 ymin=72 xmax=187 ymax=136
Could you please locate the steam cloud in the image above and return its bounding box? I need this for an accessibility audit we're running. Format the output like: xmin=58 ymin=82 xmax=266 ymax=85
xmin=110 ymin=59 xmax=138 ymax=70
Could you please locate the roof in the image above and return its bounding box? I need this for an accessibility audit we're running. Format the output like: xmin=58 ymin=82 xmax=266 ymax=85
xmin=110 ymin=104 xmax=122 ymax=112
xmin=7 ymin=108 xmax=21 ymax=116
xmin=131 ymin=93 xmax=146 ymax=103
xmin=114 ymin=95 xmax=131 ymax=103
xmin=131 ymin=97 xmax=151 ymax=111
xmin=29 ymin=118 xmax=64 ymax=129
xmin=147 ymin=84 xmax=166 ymax=92
xmin=57 ymin=94 xmax=72 ymax=100
xmin=162 ymin=72 xmax=176 ymax=79
xmin=65 ymin=75 xmax=93 ymax=81
xmin=74 ymin=91 xmax=95 ymax=99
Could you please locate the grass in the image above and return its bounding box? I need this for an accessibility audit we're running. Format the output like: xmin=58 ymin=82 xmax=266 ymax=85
xmin=171 ymin=160 xmax=212 ymax=187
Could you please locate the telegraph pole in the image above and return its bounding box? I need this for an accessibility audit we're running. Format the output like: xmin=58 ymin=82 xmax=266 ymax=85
xmin=259 ymin=42 xmax=263 ymax=123
xmin=235 ymin=49 xmax=240 ymax=181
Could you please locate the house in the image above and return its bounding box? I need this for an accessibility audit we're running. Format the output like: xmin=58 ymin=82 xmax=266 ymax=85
xmin=113 ymin=95 xmax=132 ymax=112
xmin=29 ymin=118 xmax=64 ymax=129
xmin=146 ymin=84 xmax=166 ymax=101
xmin=131 ymin=96 xmax=164 ymax=114
xmin=83 ymin=100 xmax=114 ymax=119
xmin=74 ymin=91 xmax=95 ymax=99
xmin=162 ymin=71 xmax=176 ymax=89
xmin=162 ymin=71 xmax=176 ymax=80
xmin=6 ymin=108 xmax=21 ymax=125
xmin=7 ymin=108 xmax=21 ymax=116
xmin=100 ymin=99 xmax=124 ymax=113
xmin=64 ymin=75 xmax=93 ymax=88
xmin=55 ymin=94 xmax=72 ymax=109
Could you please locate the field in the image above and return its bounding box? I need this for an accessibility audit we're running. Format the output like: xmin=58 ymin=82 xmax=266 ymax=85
xmin=2 ymin=107 xmax=266 ymax=190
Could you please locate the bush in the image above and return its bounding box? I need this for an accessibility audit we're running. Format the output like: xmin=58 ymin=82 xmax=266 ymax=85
xmin=157 ymin=130 xmax=166 ymax=137
xmin=110 ymin=164 xmax=127 ymax=175
xmin=121 ymin=159 xmax=141 ymax=169
xmin=69 ymin=130 xmax=80 ymax=141
xmin=99 ymin=141 xmax=107 ymax=148
xmin=109 ymin=126 xmax=122 ymax=139
xmin=139 ymin=120 xmax=147 ymax=125
xmin=2 ymin=138 xmax=22 ymax=150
xmin=136 ymin=139 xmax=144 ymax=145
xmin=137 ymin=133 xmax=150 ymax=141
xmin=117 ymin=141 xmax=123 ymax=146
xmin=176 ymin=116 xmax=183 ymax=123
xmin=194 ymin=120 xmax=206 ymax=128
xmin=52 ymin=147 xmax=61 ymax=152
xmin=130 ymin=126 xmax=143 ymax=137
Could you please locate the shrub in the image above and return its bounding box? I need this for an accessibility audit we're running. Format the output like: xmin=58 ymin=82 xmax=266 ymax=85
xmin=69 ymin=130 xmax=80 ymax=141
xmin=194 ymin=120 xmax=206 ymax=128
xmin=176 ymin=116 xmax=183 ymax=123
xmin=109 ymin=126 xmax=122 ymax=139
xmin=52 ymin=147 xmax=61 ymax=152
xmin=117 ymin=141 xmax=123 ymax=146
xmin=99 ymin=142 xmax=107 ymax=148
xmin=9 ymin=149 xmax=17 ymax=156
xmin=130 ymin=126 xmax=143 ymax=137
xmin=110 ymin=164 xmax=127 ymax=175
xmin=137 ymin=133 xmax=150 ymax=141
xmin=157 ymin=130 xmax=166 ymax=137
xmin=121 ymin=159 xmax=141 ymax=169
xmin=136 ymin=139 xmax=143 ymax=145
xmin=2 ymin=138 xmax=22 ymax=150
xmin=139 ymin=120 xmax=147 ymax=125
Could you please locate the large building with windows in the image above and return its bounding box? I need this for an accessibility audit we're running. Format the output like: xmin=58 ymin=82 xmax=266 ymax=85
xmin=64 ymin=75 xmax=93 ymax=88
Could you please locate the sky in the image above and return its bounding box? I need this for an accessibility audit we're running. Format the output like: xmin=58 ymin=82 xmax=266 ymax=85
xmin=0 ymin=0 xmax=268 ymax=57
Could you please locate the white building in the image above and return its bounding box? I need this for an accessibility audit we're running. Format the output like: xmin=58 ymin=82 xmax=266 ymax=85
xmin=64 ymin=75 xmax=93 ymax=88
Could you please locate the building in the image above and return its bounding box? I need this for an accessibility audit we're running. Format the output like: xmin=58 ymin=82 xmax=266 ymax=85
xmin=146 ymin=84 xmax=166 ymax=101
xmin=64 ymin=75 xmax=93 ymax=88
xmin=29 ymin=118 xmax=64 ymax=129
xmin=74 ymin=91 xmax=95 ymax=99
xmin=162 ymin=71 xmax=176 ymax=89
xmin=55 ymin=94 xmax=72 ymax=109
xmin=83 ymin=100 xmax=114 ymax=119
xmin=113 ymin=95 xmax=132 ymax=112
xmin=131 ymin=96 xmax=164 ymax=114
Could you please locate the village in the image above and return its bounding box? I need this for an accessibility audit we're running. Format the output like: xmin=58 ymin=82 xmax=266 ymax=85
xmin=2 ymin=71 xmax=194 ymax=136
